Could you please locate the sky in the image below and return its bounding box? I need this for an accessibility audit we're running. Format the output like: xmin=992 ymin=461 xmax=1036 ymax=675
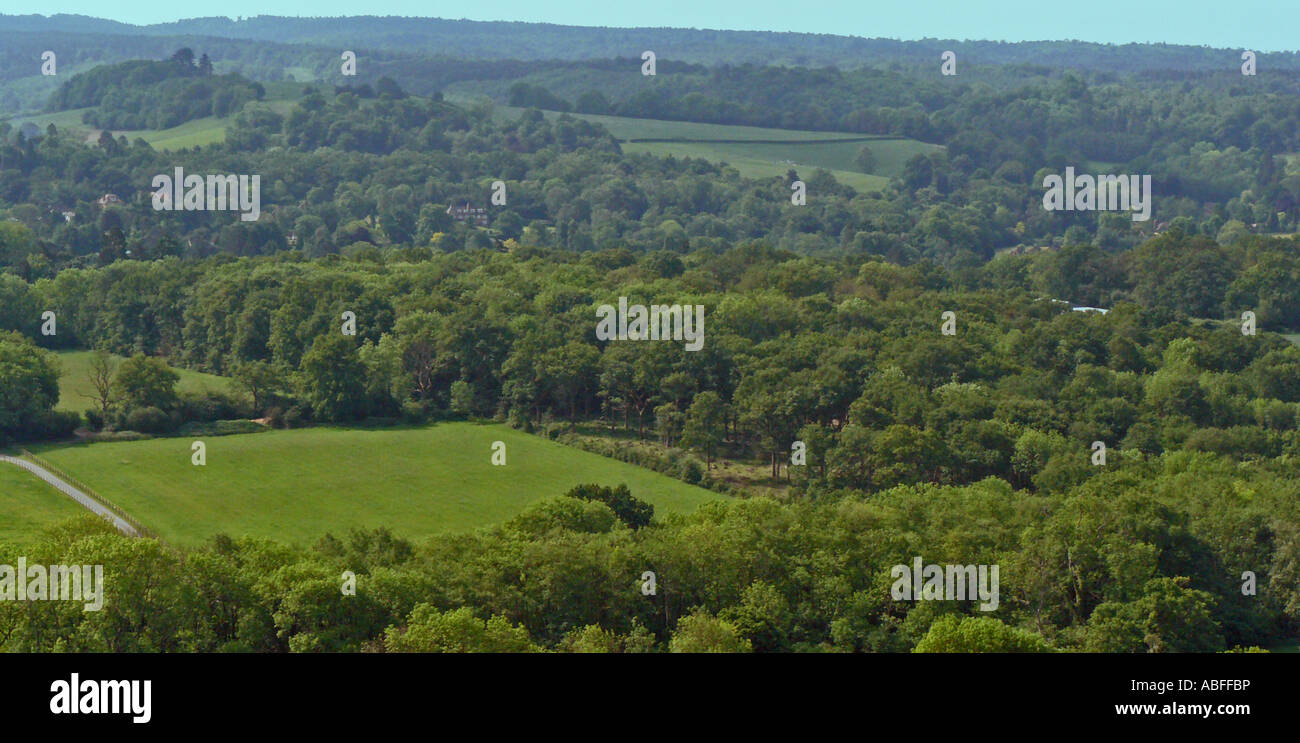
xmin=7 ymin=1 xmax=1300 ymax=52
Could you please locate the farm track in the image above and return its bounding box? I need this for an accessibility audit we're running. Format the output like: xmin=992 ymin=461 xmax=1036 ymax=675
xmin=0 ymin=455 xmax=139 ymax=537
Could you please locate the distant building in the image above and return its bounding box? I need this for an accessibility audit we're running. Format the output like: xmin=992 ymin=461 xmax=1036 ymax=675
xmin=61 ymin=211 xmax=76 ymax=222
xmin=97 ymin=194 xmax=122 ymax=207
xmin=447 ymin=202 xmax=489 ymax=227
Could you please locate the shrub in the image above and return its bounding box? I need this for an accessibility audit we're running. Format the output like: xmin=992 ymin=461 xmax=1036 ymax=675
xmin=563 ymin=483 xmax=654 ymax=529
xmin=178 ymin=389 xmax=246 ymax=422
xmin=265 ymin=406 xmax=285 ymax=428
xmin=401 ymin=400 xmax=426 ymax=424
xmin=84 ymin=430 xmax=150 ymax=443
xmin=914 ymin=615 xmax=1054 ymax=653
xmin=449 ymin=381 xmax=474 ymax=417
xmin=175 ymin=419 xmax=267 ymax=437
xmin=123 ymin=406 xmax=175 ymax=434
xmin=283 ymin=405 xmax=309 ymax=428
xmin=26 ymin=409 xmax=81 ymax=440
xmin=83 ymin=409 xmax=105 ymax=431
xmin=678 ymin=456 xmax=705 ymax=484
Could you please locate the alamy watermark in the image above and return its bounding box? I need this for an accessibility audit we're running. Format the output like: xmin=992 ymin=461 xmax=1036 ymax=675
xmin=152 ymin=167 xmax=261 ymax=221
xmin=1042 ymin=166 xmax=1151 ymax=222
xmin=596 ymin=297 xmax=704 ymax=351
xmin=50 ymin=674 xmax=150 ymax=724
xmin=890 ymin=556 xmax=999 ymax=611
xmin=0 ymin=558 xmax=104 ymax=611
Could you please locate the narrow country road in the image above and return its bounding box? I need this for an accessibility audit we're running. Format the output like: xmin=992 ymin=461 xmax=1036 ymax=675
xmin=0 ymin=454 xmax=140 ymax=537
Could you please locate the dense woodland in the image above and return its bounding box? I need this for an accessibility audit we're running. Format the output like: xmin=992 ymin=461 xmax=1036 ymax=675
xmin=7 ymin=51 xmax=1300 ymax=271
xmin=4 ymin=238 xmax=1300 ymax=651
xmin=46 ymin=50 xmax=265 ymax=130
xmin=1 ymin=23 xmax=1299 ymax=652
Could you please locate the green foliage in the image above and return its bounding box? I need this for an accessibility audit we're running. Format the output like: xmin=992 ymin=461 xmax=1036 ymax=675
xmin=669 ymin=611 xmax=752 ymax=653
xmin=49 ymin=54 xmax=263 ymax=129
xmin=855 ymin=144 xmax=877 ymax=174
xmin=913 ymin=615 xmax=1055 ymax=653
xmin=1085 ymin=578 xmax=1225 ymax=653
xmin=681 ymin=391 xmax=726 ymax=468
xmin=5 ymin=30 xmax=1300 ymax=655
xmin=0 ymin=332 xmax=66 ymax=443
xmin=113 ymin=354 xmax=180 ymax=413
xmin=385 ymin=605 xmax=538 ymax=653
xmin=564 ymin=483 xmax=654 ymax=529
xmin=297 ymin=334 xmax=367 ymax=421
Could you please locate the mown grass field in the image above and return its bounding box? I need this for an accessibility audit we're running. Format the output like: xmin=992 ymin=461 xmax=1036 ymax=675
xmin=26 ymin=423 xmax=724 ymax=546
xmin=55 ymin=350 xmax=238 ymax=415
xmin=0 ymin=466 xmax=89 ymax=546
xmin=455 ymin=97 xmax=941 ymax=191
xmin=7 ymin=86 xmax=307 ymax=151
xmin=8 ymin=106 xmax=230 ymax=150
xmin=13 ymin=89 xmax=935 ymax=188
xmin=619 ymin=140 xmax=894 ymax=191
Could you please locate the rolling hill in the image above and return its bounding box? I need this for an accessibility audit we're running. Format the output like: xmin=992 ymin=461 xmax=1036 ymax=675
xmin=55 ymin=350 xmax=238 ymax=415
xmin=25 ymin=422 xmax=725 ymax=546
xmin=471 ymin=100 xmax=942 ymax=190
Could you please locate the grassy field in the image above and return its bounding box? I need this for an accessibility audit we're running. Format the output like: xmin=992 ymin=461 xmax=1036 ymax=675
xmin=6 ymin=107 xmax=89 ymax=136
xmin=26 ymin=423 xmax=724 ymax=546
xmin=6 ymin=86 xmax=308 ymax=151
xmin=620 ymin=140 xmax=894 ymax=191
xmin=454 ymin=97 xmax=940 ymax=191
xmin=14 ymin=89 xmax=935 ymax=188
xmin=0 ymin=466 xmax=89 ymax=546
xmin=8 ymin=106 xmax=229 ymax=150
xmin=55 ymin=350 xmax=238 ymax=415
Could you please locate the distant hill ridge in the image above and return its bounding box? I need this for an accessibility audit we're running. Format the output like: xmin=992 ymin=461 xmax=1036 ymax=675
xmin=5 ymin=14 xmax=1300 ymax=71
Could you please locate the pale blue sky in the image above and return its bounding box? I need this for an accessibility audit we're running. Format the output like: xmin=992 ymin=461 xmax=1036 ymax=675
xmin=9 ymin=1 xmax=1300 ymax=51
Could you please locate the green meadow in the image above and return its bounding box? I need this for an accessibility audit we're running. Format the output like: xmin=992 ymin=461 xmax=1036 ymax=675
xmin=26 ymin=423 xmax=724 ymax=547
xmin=55 ymin=350 xmax=238 ymax=415
xmin=619 ymin=139 xmax=896 ymax=191
xmin=6 ymin=87 xmax=309 ymax=151
xmin=0 ymin=466 xmax=89 ymax=546
xmin=12 ymin=90 xmax=937 ymax=187
xmin=458 ymin=97 xmax=941 ymax=190
xmin=7 ymin=106 xmax=228 ymax=150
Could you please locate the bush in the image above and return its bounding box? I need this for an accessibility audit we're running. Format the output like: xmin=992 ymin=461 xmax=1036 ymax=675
xmin=914 ymin=615 xmax=1054 ymax=653
xmin=178 ymin=389 xmax=247 ymax=422
xmin=401 ymin=400 xmax=427 ymax=424
xmin=507 ymin=408 xmax=533 ymax=432
xmin=449 ymin=381 xmax=474 ymax=417
xmin=123 ymin=406 xmax=176 ymax=434
xmin=284 ymin=405 xmax=310 ymax=428
xmin=175 ymin=419 xmax=268 ymax=437
xmin=84 ymin=430 xmax=151 ymax=443
xmin=678 ymin=456 xmax=705 ymax=484
xmin=554 ymin=433 xmax=731 ymax=494
xmin=83 ymin=409 xmax=105 ymax=431
xmin=564 ymin=483 xmax=654 ymax=529
xmin=26 ymin=409 xmax=81 ymax=440
xmin=265 ymin=406 xmax=285 ymax=428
